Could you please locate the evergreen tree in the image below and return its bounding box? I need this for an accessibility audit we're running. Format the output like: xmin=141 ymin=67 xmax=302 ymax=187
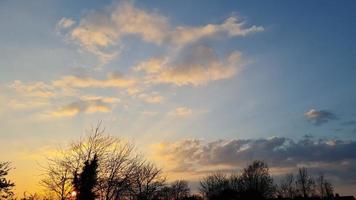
xmin=73 ymin=155 xmax=98 ymax=200
xmin=0 ymin=162 xmax=15 ymax=199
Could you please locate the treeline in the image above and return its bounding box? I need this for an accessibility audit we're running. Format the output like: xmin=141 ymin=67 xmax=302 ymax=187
xmin=0 ymin=125 xmax=353 ymax=200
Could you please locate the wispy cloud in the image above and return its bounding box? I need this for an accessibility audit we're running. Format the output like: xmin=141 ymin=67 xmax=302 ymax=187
xmin=9 ymin=80 xmax=55 ymax=98
xmin=7 ymin=99 xmax=50 ymax=110
xmin=138 ymin=93 xmax=164 ymax=104
xmin=56 ymin=17 xmax=75 ymax=30
xmin=52 ymin=73 xmax=136 ymax=89
xmin=305 ymin=108 xmax=337 ymax=125
xmin=6 ymin=75 xmax=127 ymax=117
xmin=4 ymin=1 xmax=262 ymax=121
xmin=58 ymin=1 xmax=263 ymax=66
xmin=50 ymin=98 xmax=116 ymax=118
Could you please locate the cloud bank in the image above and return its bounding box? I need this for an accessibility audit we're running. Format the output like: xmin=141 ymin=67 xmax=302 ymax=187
xmin=152 ymin=137 xmax=356 ymax=184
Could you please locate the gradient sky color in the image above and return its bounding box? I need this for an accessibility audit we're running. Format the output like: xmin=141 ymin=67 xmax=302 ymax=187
xmin=0 ymin=0 xmax=356 ymax=196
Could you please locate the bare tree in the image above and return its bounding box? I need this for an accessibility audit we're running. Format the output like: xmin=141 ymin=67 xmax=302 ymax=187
xmin=316 ymin=173 xmax=334 ymax=199
xmin=130 ymin=161 xmax=166 ymax=200
xmin=41 ymin=122 xmax=162 ymax=200
xmin=170 ymin=180 xmax=190 ymax=200
xmin=40 ymin=157 xmax=73 ymax=200
xmin=317 ymin=173 xmax=326 ymax=199
xmin=295 ymin=167 xmax=315 ymax=198
xmin=323 ymin=180 xmax=334 ymax=199
xmin=0 ymin=162 xmax=15 ymax=199
xmin=155 ymin=180 xmax=190 ymax=200
xmin=199 ymin=173 xmax=230 ymax=199
xmin=278 ymin=173 xmax=296 ymax=199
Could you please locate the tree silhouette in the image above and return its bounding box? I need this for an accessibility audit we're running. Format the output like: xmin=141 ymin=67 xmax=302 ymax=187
xmin=238 ymin=160 xmax=275 ymax=200
xmin=130 ymin=161 xmax=166 ymax=200
xmin=0 ymin=162 xmax=15 ymax=199
xmin=296 ymin=167 xmax=315 ymax=198
xmin=200 ymin=173 xmax=239 ymax=200
xmin=73 ymin=155 xmax=98 ymax=200
xmin=156 ymin=180 xmax=191 ymax=200
xmin=170 ymin=180 xmax=190 ymax=200
xmin=40 ymin=158 xmax=73 ymax=200
xmin=200 ymin=161 xmax=276 ymax=200
xmin=316 ymin=173 xmax=334 ymax=199
xmin=200 ymin=173 xmax=229 ymax=200
xmin=278 ymin=173 xmax=296 ymax=199
xmin=41 ymin=123 xmax=164 ymax=199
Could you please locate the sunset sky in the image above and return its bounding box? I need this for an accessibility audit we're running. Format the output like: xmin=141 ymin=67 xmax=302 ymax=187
xmin=1 ymin=0 xmax=356 ymax=196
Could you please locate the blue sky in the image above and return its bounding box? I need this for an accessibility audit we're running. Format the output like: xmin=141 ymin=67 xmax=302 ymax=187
xmin=0 ymin=0 xmax=356 ymax=196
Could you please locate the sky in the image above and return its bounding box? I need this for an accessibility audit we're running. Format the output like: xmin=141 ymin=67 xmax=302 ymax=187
xmin=0 ymin=0 xmax=356 ymax=196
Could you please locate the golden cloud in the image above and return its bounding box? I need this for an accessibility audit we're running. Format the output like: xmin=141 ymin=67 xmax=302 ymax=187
xmin=60 ymin=1 xmax=263 ymax=64
xmin=136 ymin=46 xmax=243 ymax=86
xmin=52 ymin=73 xmax=135 ymax=89
xmin=169 ymin=107 xmax=193 ymax=117
xmin=50 ymin=99 xmax=114 ymax=118
xmin=9 ymin=80 xmax=55 ymax=97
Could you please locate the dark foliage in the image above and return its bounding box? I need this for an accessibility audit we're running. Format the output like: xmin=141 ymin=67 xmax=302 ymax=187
xmin=0 ymin=162 xmax=15 ymax=199
xmin=200 ymin=160 xmax=275 ymax=200
xmin=239 ymin=160 xmax=275 ymax=199
xmin=73 ymin=155 xmax=99 ymax=200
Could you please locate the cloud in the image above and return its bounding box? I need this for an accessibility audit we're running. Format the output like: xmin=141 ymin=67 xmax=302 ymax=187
xmin=50 ymin=98 xmax=115 ymax=118
xmin=5 ymin=72 xmax=152 ymax=117
xmin=52 ymin=73 xmax=136 ymax=89
xmin=136 ymin=46 xmax=242 ymax=86
xmin=151 ymin=137 xmax=356 ymax=184
xmin=341 ymin=120 xmax=356 ymax=126
xmin=138 ymin=93 xmax=164 ymax=104
xmin=142 ymin=110 xmax=158 ymax=116
xmin=56 ymin=17 xmax=75 ymax=30
xmin=61 ymin=1 xmax=263 ymax=65
xmin=9 ymin=80 xmax=55 ymax=97
xmin=169 ymin=16 xmax=264 ymax=46
xmin=304 ymin=108 xmax=337 ymax=125
xmin=7 ymin=99 xmax=49 ymax=110
xmin=169 ymin=107 xmax=193 ymax=117
xmin=9 ymin=73 xmax=136 ymax=100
